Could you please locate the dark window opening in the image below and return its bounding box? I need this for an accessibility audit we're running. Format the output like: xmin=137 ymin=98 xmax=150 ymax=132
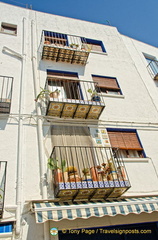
xmin=1 ymin=22 xmax=17 ymax=35
xmin=44 ymin=31 xmax=68 ymax=46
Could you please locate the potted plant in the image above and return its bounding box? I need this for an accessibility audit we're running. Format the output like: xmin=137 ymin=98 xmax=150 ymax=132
xmin=44 ymin=40 xmax=50 ymax=44
xmin=82 ymin=168 xmax=92 ymax=181
xmin=65 ymin=166 xmax=80 ymax=182
xmin=87 ymin=88 xmax=101 ymax=102
xmin=48 ymin=158 xmax=66 ymax=183
xmin=35 ymin=88 xmax=60 ymax=102
xmin=50 ymin=89 xmax=60 ymax=98
xmin=70 ymin=43 xmax=79 ymax=49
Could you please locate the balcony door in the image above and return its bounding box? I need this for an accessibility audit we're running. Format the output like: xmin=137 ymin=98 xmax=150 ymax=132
xmin=47 ymin=71 xmax=83 ymax=101
xmin=51 ymin=126 xmax=96 ymax=177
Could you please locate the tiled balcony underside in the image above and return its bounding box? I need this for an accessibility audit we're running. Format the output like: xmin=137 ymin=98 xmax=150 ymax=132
xmin=42 ymin=45 xmax=89 ymax=65
xmin=46 ymin=99 xmax=105 ymax=119
xmin=0 ymin=101 xmax=11 ymax=113
xmin=55 ymin=181 xmax=130 ymax=200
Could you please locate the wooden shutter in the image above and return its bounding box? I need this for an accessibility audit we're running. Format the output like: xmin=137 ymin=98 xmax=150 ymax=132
xmin=51 ymin=126 xmax=92 ymax=146
xmin=108 ymin=131 xmax=143 ymax=150
xmin=92 ymin=76 xmax=120 ymax=90
xmin=47 ymin=71 xmax=78 ymax=80
xmin=87 ymin=43 xmax=103 ymax=52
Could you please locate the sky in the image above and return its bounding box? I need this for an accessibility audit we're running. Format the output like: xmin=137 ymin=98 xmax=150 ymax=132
xmin=1 ymin=0 xmax=158 ymax=47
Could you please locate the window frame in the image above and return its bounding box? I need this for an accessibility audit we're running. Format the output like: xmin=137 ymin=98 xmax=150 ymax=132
xmin=1 ymin=22 xmax=17 ymax=35
xmin=107 ymin=128 xmax=146 ymax=158
xmin=44 ymin=31 xmax=68 ymax=46
xmin=143 ymin=53 xmax=158 ymax=80
xmin=81 ymin=38 xmax=106 ymax=53
xmin=92 ymin=75 xmax=122 ymax=95
xmin=47 ymin=70 xmax=83 ymax=100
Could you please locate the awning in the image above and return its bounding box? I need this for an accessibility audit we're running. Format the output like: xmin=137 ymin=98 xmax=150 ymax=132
xmin=33 ymin=197 xmax=158 ymax=223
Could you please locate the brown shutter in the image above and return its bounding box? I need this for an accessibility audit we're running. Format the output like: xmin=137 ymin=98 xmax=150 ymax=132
xmin=108 ymin=131 xmax=143 ymax=150
xmin=51 ymin=126 xmax=92 ymax=146
xmin=89 ymin=43 xmax=103 ymax=52
xmin=92 ymin=76 xmax=120 ymax=90
xmin=47 ymin=71 xmax=78 ymax=80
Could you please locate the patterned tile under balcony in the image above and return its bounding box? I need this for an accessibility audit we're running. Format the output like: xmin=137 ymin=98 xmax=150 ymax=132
xmin=55 ymin=180 xmax=130 ymax=201
xmin=46 ymin=99 xmax=105 ymax=119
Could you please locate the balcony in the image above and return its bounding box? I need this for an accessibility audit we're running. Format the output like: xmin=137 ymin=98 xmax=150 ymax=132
xmin=44 ymin=77 xmax=105 ymax=119
xmin=40 ymin=31 xmax=91 ymax=65
xmin=0 ymin=162 xmax=7 ymax=219
xmin=0 ymin=75 xmax=13 ymax=114
xmin=147 ymin=60 xmax=158 ymax=80
xmin=49 ymin=146 xmax=131 ymax=201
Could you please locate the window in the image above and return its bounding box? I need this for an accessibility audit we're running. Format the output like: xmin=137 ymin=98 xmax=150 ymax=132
xmin=47 ymin=70 xmax=81 ymax=100
xmin=82 ymin=38 xmax=106 ymax=52
xmin=44 ymin=31 xmax=68 ymax=46
xmin=0 ymin=222 xmax=13 ymax=233
xmin=1 ymin=22 xmax=17 ymax=35
xmin=92 ymin=75 xmax=121 ymax=95
xmin=107 ymin=129 xmax=144 ymax=158
xmin=144 ymin=54 xmax=158 ymax=80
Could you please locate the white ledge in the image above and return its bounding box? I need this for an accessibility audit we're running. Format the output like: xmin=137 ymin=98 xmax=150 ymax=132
xmin=90 ymin=51 xmax=108 ymax=55
xmin=0 ymin=31 xmax=17 ymax=36
xmin=102 ymin=94 xmax=125 ymax=99
xmin=0 ymin=232 xmax=12 ymax=237
xmin=123 ymin=158 xmax=149 ymax=163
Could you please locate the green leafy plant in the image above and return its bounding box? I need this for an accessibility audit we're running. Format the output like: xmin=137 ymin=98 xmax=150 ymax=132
xmin=47 ymin=158 xmax=66 ymax=172
xmin=70 ymin=43 xmax=79 ymax=48
xmin=35 ymin=87 xmax=51 ymax=102
xmin=35 ymin=88 xmax=60 ymax=102
xmin=87 ymin=88 xmax=99 ymax=97
xmin=82 ymin=168 xmax=90 ymax=175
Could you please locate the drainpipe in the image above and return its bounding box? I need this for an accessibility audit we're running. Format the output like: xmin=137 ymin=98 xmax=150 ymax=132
xmin=3 ymin=17 xmax=27 ymax=238
xmin=3 ymin=18 xmax=26 ymax=238
xmin=15 ymin=17 xmax=26 ymax=239
xmin=31 ymin=20 xmax=49 ymax=240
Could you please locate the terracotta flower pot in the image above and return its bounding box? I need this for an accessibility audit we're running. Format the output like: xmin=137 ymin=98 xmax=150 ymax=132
xmin=50 ymin=92 xmax=60 ymax=98
xmin=54 ymin=169 xmax=63 ymax=183
xmin=90 ymin=167 xmax=99 ymax=181
xmin=44 ymin=41 xmax=50 ymax=44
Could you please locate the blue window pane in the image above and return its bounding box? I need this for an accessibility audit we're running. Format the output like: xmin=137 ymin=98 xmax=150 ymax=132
xmin=0 ymin=223 xmax=12 ymax=233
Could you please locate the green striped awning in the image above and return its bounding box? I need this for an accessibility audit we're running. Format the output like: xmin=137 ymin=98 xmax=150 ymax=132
xmin=33 ymin=197 xmax=158 ymax=223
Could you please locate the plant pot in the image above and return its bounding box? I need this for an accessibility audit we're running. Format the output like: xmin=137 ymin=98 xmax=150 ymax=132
xmin=117 ymin=166 xmax=127 ymax=180
xmin=44 ymin=41 xmax=50 ymax=44
xmin=90 ymin=167 xmax=99 ymax=181
xmin=91 ymin=95 xmax=101 ymax=102
xmin=54 ymin=169 xmax=63 ymax=183
xmin=50 ymin=92 xmax=60 ymax=98
xmin=68 ymin=173 xmax=81 ymax=182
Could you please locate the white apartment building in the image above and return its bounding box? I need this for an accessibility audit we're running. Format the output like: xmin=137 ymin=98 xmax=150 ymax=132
xmin=0 ymin=2 xmax=158 ymax=240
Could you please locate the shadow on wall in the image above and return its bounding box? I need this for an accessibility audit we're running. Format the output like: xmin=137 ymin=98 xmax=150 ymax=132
xmin=0 ymin=119 xmax=9 ymax=130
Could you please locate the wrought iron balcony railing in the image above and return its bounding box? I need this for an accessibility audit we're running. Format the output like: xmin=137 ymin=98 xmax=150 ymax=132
xmin=147 ymin=60 xmax=158 ymax=80
xmin=43 ymin=77 xmax=105 ymax=119
xmin=40 ymin=31 xmax=91 ymax=65
xmin=49 ymin=146 xmax=131 ymax=201
xmin=0 ymin=162 xmax=7 ymax=219
xmin=0 ymin=75 xmax=13 ymax=114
